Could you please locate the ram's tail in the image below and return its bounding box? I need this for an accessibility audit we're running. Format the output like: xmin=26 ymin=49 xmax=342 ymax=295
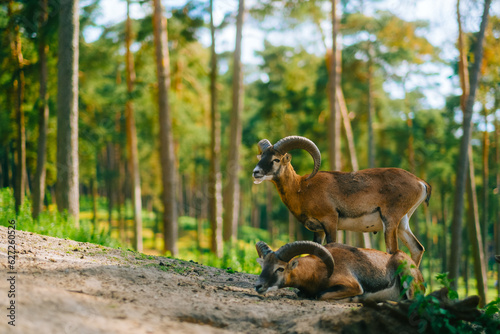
xmin=424 ymin=181 xmax=432 ymax=206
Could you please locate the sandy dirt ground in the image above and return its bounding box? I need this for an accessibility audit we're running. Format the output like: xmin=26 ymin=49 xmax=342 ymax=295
xmin=0 ymin=226 xmax=422 ymax=334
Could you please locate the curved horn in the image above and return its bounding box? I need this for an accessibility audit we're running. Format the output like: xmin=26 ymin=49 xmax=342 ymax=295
xmin=256 ymin=241 xmax=273 ymax=258
xmin=275 ymin=241 xmax=334 ymax=277
xmin=258 ymin=139 xmax=272 ymax=154
xmin=272 ymin=136 xmax=321 ymax=180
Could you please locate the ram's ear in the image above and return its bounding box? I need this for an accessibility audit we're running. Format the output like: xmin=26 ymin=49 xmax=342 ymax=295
xmin=257 ymin=258 xmax=264 ymax=268
xmin=256 ymin=154 xmax=262 ymax=161
xmin=289 ymin=258 xmax=299 ymax=270
xmin=280 ymin=153 xmax=291 ymax=165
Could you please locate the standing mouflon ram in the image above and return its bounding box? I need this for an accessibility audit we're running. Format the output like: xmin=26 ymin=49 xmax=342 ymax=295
xmin=255 ymin=241 xmax=425 ymax=302
xmin=252 ymin=136 xmax=431 ymax=267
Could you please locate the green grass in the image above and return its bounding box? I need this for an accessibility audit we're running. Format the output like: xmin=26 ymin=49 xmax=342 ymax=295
xmin=0 ymin=188 xmax=120 ymax=248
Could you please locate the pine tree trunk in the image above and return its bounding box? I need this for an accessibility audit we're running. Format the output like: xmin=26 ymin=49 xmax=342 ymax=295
xmin=481 ymin=107 xmax=489 ymax=260
xmin=266 ymin=182 xmax=274 ymax=246
xmin=125 ymin=0 xmax=143 ymax=252
xmin=495 ymin=112 xmax=500 ymax=298
xmin=466 ymin=146 xmax=487 ymax=306
xmin=367 ymin=46 xmax=375 ymax=169
xmin=288 ymin=211 xmax=295 ymax=242
xmin=209 ymin=0 xmax=223 ymax=257
xmin=105 ymin=143 xmax=114 ymax=234
xmin=441 ymin=187 xmax=448 ymax=273
xmin=91 ymin=177 xmax=98 ymax=227
xmin=117 ymin=143 xmax=127 ymax=242
xmin=32 ymin=0 xmax=49 ymax=219
xmin=449 ymin=0 xmax=491 ymax=288
xmin=328 ymin=0 xmax=341 ymax=171
xmin=56 ymin=0 xmax=80 ymax=223
xmin=223 ymin=0 xmax=245 ymax=243
xmin=153 ymin=0 xmax=178 ymax=256
xmin=336 ymin=88 xmax=358 ymax=171
xmin=9 ymin=1 xmax=26 ymax=213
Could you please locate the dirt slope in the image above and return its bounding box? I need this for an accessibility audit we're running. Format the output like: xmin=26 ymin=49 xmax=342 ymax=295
xmin=0 ymin=226 xmax=415 ymax=334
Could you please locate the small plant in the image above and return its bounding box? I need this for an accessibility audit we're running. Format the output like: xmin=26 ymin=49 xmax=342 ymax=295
xmin=405 ymin=273 xmax=500 ymax=333
xmin=435 ymin=272 xmax=458 ymax=300
xmin=395 ymin=260 xmax=417 ymax=299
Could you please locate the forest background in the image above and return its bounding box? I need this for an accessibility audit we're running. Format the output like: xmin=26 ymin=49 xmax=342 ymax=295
xmin=1 ymin=0 xmax=500 ymax=305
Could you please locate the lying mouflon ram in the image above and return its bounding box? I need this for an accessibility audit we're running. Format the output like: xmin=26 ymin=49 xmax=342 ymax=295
xmin=252 ymin=136 xmax=431 ymax=267
xmin=255 ymin=241 xmax=425 ymax=302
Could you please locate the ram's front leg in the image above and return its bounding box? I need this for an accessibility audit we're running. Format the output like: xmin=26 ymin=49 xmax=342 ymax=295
xmin=317 ymin=280 xmax=363 ymax=301
xmin=313 ymin=231 xmax=325 ymax=244
xmin=322 ymin=214 xmax=339 ymax=244
xmin=304 ymin=219 xmax=327 ymax=244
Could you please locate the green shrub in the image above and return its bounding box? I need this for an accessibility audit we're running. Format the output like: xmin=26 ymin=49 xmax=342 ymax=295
xmin=407 ymin=273 xmax=500 ymax=333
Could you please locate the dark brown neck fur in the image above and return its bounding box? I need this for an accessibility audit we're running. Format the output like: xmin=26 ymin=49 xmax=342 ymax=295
xmin=272 ymin=163 xmax=302 ymax=218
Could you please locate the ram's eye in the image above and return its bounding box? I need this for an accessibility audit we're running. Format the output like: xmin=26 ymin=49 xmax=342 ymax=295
xmin=273 ymin=159 xmax=280 ymax=163
xmin=275 ymin=267 xmax=284 ymax=273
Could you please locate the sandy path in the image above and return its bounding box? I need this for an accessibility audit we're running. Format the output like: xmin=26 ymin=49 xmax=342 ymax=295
xmin=0 ymin=226 xmax=361 ymax=334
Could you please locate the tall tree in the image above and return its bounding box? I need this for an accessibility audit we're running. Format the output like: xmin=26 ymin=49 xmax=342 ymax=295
xmin=367 ymin=44 xmax=375 ymax=169
xmin=328 ymin=0 xmax=341 ymax=171
xmin=9 ymin=1 xmax=26 ymax=213
xmin=32 ymin=0 xmax=49 ymax=219
xmin=125 ymin=0 xmax=143 ymax=252
xmin=466 ymin=146 xmax=487 ymax=306
xmin=449 ymin=0 xmax=491 ymax=288
xmin=496 ymin=111 xmax=500 ymax=298
xmin=481 ymin=106 xmax=488 ymax=259
xmin=209 ymin=0 xmax=223 ymax=257
xmin=223 ymin=0 xmax=245 ymax=243
xmin=56 ymin=0 xmax=80 ymax=223
xmin=153 ymin=0 xmax=178 ymax=256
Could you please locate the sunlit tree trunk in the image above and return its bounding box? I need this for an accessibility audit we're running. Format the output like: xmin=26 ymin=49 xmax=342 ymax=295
xmin=441 ymin=187 xmax=448 ymax=273
xmin=449 ymin=0 xmax=491 ymax=289
xmin=251 ymin=186 xmax=259 ymax=229
xmin=495 ymin=111 xmax=500 ymax=298
xmin=288 ymin=211 xmax=295 ymax=242
xmin=223 ymin=0 xmax=245 ymax=243
xmin=153 ymin=0 xmax=178 ymax=256
xmin=9 ymin=1 xmax=26 ymax=213
xmin=337 ymin=89 xmax=358 ymax=172
xmin=367 ymin=46 xmax=375 ymax=169
xmin=209 ymin=0 xmax=223 ymax=257
xmin=266 ymin=182 xmax=274 ymax=246
xmin=91 ymin=177 xmax=98 ymax=226
xmin=328 ymin=0 xmax=341 ymax=171
xmin=466 ymin=146 xmax=487 ymax=306
xmin=481 ymin=106 xmax=488 ymax=260
xmin=116 ymin=137 xmax=127 ymax=242
xmin=56 ymin=0 xmax=80 ymax=223
xmin=125 ymin=0 xmax=143 ymax=252
xmin=105 ymin=143 xmax=114 ymax=233
xmin=401 ymin=74 xmax=416 ymax=175
xmin=33 ymin=0 xmax=49 ymax=219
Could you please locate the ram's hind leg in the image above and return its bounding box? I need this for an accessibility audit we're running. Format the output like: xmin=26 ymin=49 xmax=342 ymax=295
xmin=381 ymin=215 xmax=399 ymax=255
xmin=398 ymin=214 xmax=424 ymax=267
